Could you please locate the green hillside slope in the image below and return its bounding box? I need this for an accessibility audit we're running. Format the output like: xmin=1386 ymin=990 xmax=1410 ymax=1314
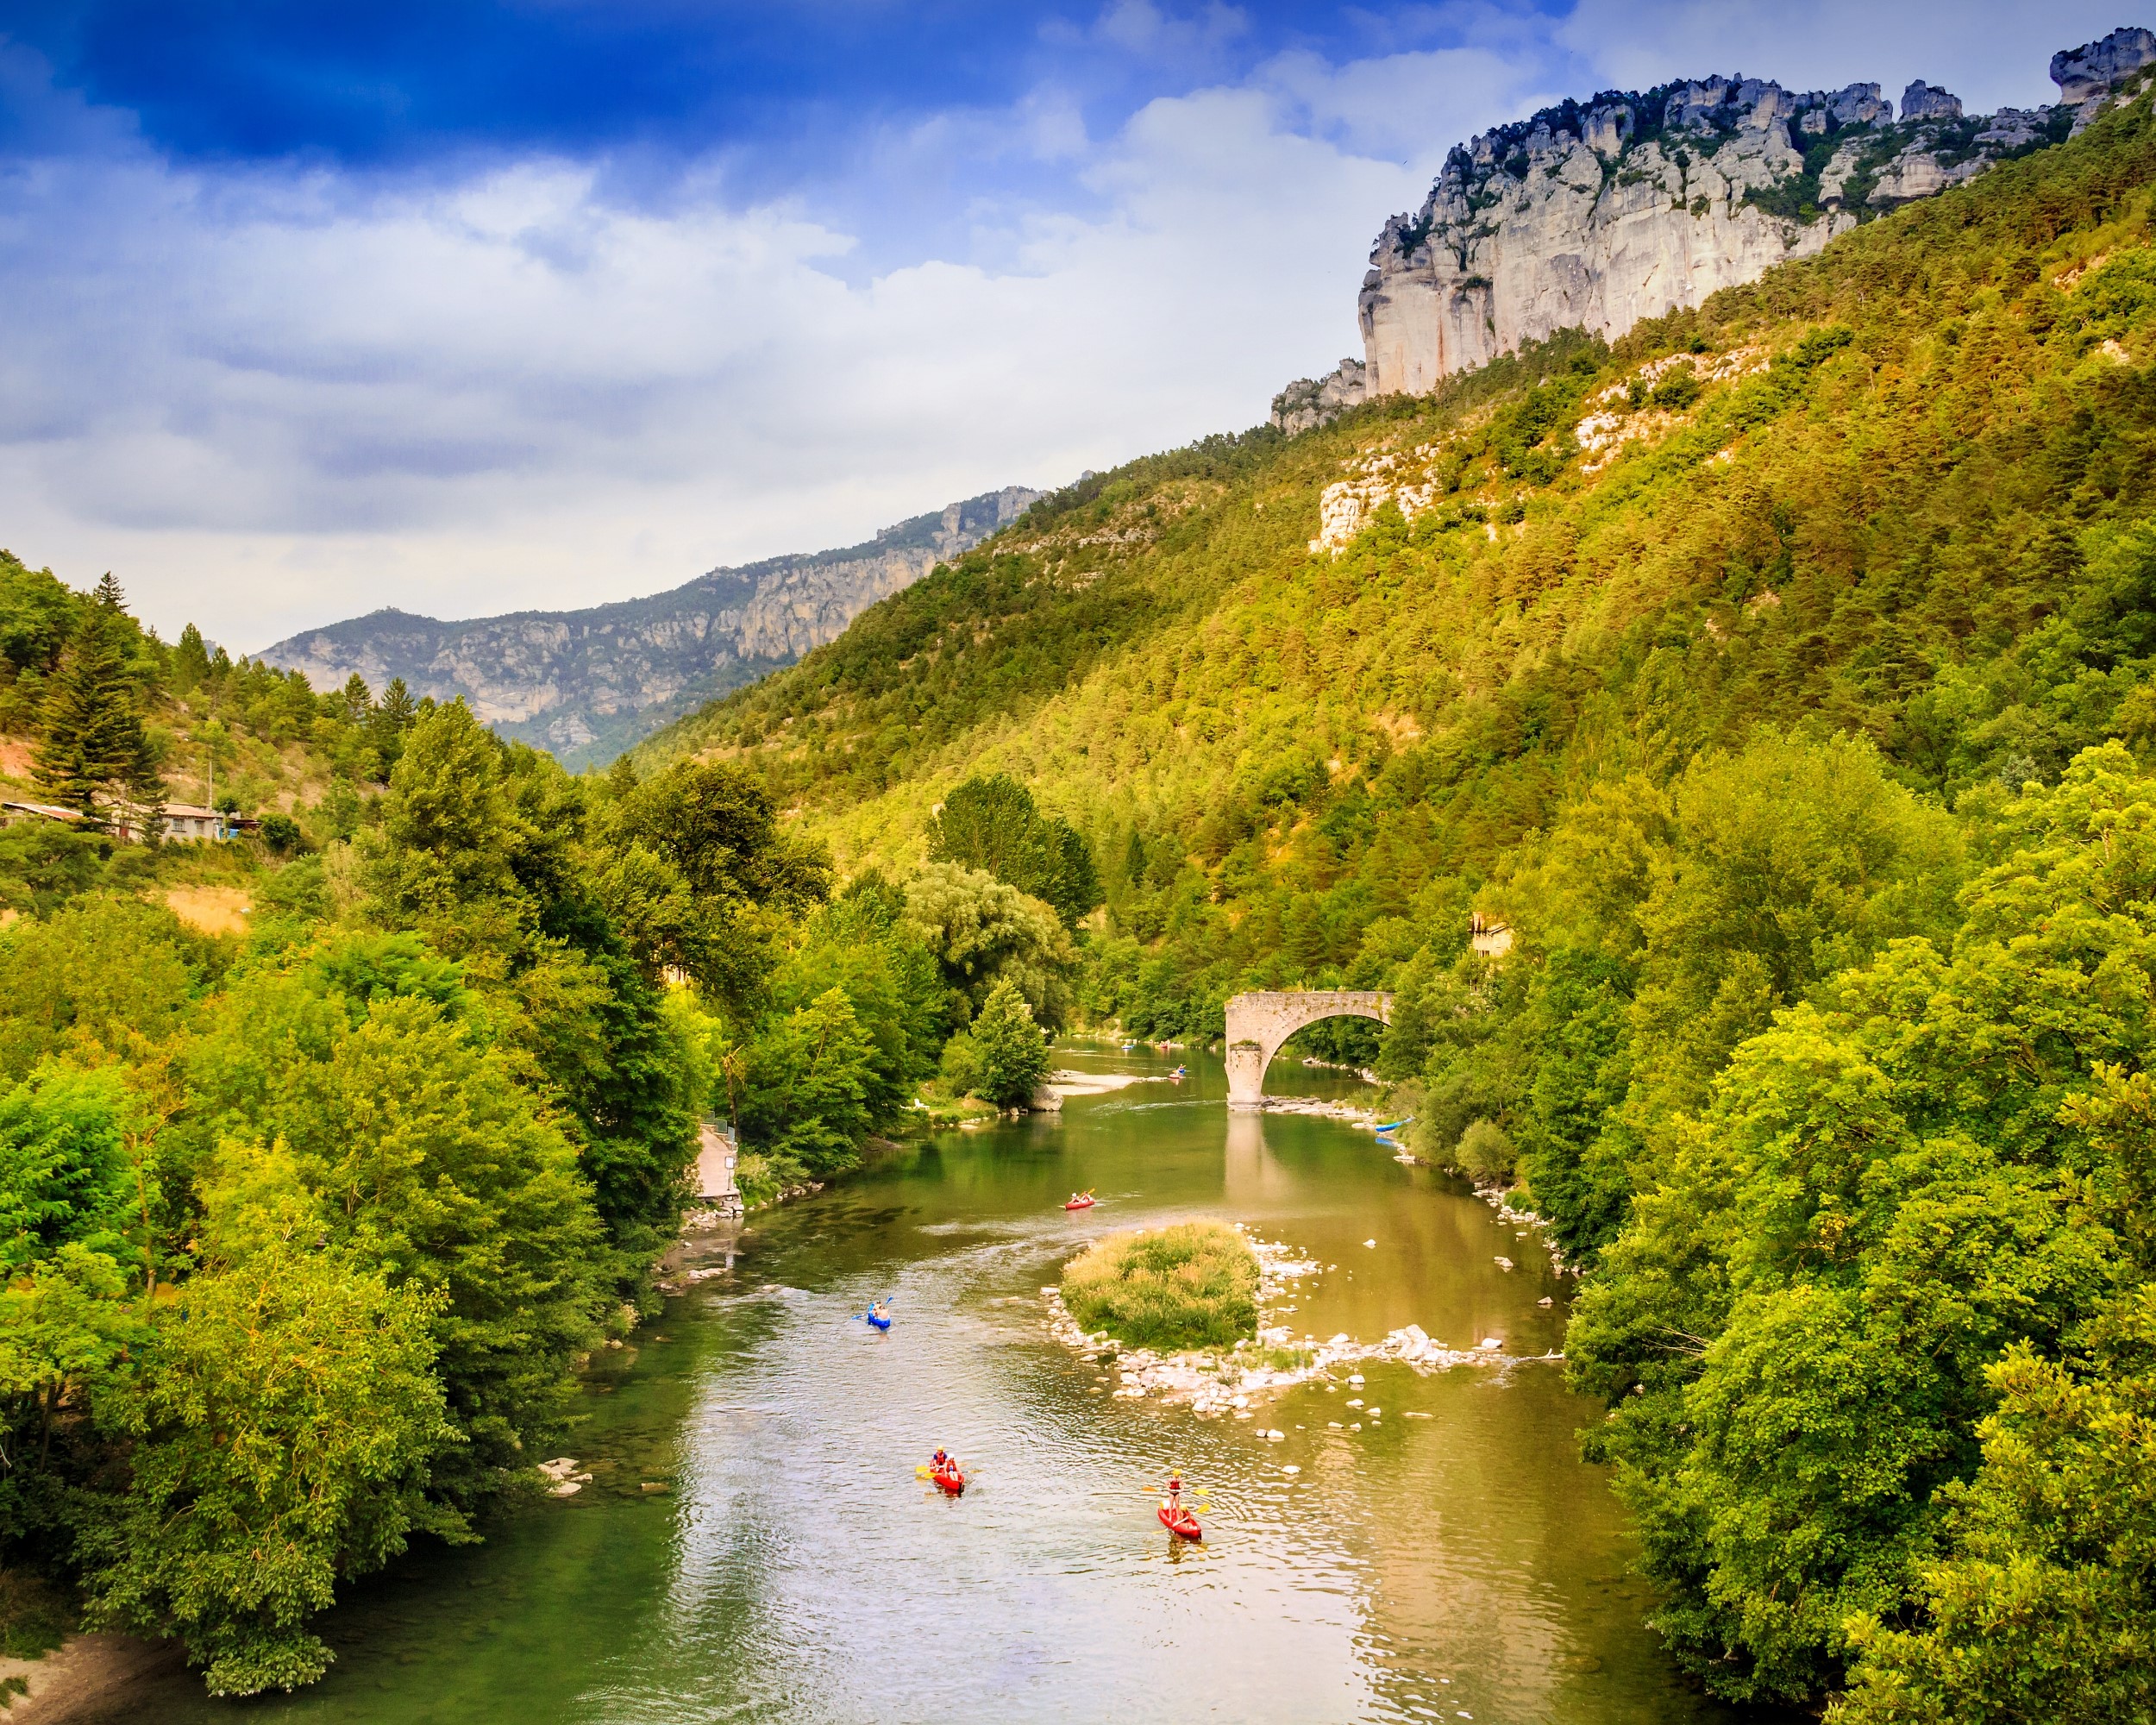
xmin=636 ymin=87 xmax=2156 ymax=1716
xmin=644 ymin=88 xmax=2156 ymax=1025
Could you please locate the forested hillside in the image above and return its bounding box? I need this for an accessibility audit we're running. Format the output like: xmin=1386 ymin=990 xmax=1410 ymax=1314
xmin=0 ymin=566 xmax=1068 ymax=1692
xmin=638 ymin=85 xmax=2156 ymax=1718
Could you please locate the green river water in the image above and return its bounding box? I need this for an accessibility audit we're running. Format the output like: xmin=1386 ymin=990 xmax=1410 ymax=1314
xmin=97 ymin=1046 xmax=1740 ymax=1725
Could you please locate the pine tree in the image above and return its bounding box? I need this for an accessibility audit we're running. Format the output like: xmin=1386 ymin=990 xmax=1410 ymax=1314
xmin=370 ymin=677 xmax=417 ymax=777
xmin=340 ymin=673 xmax=373 ymax=725
xmin=33 ymin=576 xmax=162 ymax=824
xmin=375 ymin=677 xmax=416 ymax=731
xmin=171 ymin=624 xmax=212 ymax=696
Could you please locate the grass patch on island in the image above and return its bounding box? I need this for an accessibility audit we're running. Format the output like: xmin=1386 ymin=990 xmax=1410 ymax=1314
xmin=1060 ymin=1220 xmax=1259 ymax=1350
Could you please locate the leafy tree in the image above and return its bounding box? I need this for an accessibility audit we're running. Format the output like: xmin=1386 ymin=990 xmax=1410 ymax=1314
xmin=597 ymin=758 xmax=830 ymax=1011
xmin=945 ymin=979 xmax=1049 ymax=1106
xmin=559 ymin=932 xmax=703 ymax=1248
xmin=373 ymin=699 xmax=523 ymax=923
xmin=900 ymin=861 xmax=1076 ymax=1031
xmin=0 ymin=896 xmax=203 ymax=1080
xmin=929 ymin=774 xmax=1038 ymax=881
xmin=0 ymin=1244 xmax=143 ymax=1564
xmin=0 ymin=1066 xmax=135 ymax=1272
xmin=929 ymin=773 xmax=1101 ymax=927
xmin=1626 ymin=733 xmax=1964 ymax=1117
xmin=315 ymin=776 xmax=364 ymax=843
xmin=183 ymin=944 xmax=605 ymax=1506
xmin=364 ymin=712 xmax=726 ymax=1290
xmin=0 ymin=555 xmax=76 ymax=680
xmin=0 ymin=823 xmax=105 ymax=919
xmin=1569 ymin=744 xmax=2156 ymax=1703
xmin=85 ymin=1154 xmax=454 ymax=1697
xmin=1833 ymin=1286 xmax=2156 ymax=1725
xmin=737 ymin=987 xmax=875 ymax=1178
xmin=767 ymin=881 xmax=946 ymax=1128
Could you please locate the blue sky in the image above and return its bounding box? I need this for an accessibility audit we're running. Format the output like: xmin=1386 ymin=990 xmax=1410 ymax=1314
xmin=0 ymin=2 xmax=2135 ymax=645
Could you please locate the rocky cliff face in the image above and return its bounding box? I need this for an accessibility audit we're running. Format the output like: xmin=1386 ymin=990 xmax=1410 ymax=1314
xmin=261 ymin=486 xmax=1039 ymax=769
xmin=1276 ymin=28 xmax=2154 ymax=426
xmin=1270 ymin=358 xmax=1369 ymax=432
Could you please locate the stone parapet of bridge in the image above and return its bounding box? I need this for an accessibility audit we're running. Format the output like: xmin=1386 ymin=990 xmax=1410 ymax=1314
xmin=1223 ymin=988 xmax=1393 ymax=1109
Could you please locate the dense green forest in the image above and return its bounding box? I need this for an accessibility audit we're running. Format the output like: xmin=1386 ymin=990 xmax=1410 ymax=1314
xmin=0 ymin=568 xmax=1069 ymax=1691
xmin=632 ymin=86 xmax=2156 ymax=1719
xmin=9 ymin=54 xmax=2156 ymax=1724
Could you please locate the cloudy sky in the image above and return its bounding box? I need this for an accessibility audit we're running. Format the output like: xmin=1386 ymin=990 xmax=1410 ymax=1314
xmin=0 ymin=1 xmax=2135 ymax=648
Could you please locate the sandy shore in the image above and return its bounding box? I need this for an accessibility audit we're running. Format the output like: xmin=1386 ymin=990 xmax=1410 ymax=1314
xmin=1040 ymin=1069 xmax=1164 ymax=1099
xmin=0 ymin=1633 xmax=181 ymax=1723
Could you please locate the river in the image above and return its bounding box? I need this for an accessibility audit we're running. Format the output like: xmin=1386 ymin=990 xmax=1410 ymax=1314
xmin=97 ymin=1044 xmax=1738 ymax=1725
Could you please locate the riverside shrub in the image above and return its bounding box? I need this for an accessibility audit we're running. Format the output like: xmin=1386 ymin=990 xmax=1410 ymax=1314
xmin=1060 ymin=1220 xmax=1259 ymax=1350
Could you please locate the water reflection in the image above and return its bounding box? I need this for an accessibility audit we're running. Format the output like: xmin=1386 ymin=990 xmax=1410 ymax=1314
xmin=96 ymin=1044 xmax=1737 ymax=1725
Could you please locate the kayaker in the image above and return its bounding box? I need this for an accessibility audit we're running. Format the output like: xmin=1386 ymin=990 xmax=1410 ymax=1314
xmin=932 ymin=1448 xmax=950 ymax=1475
xmin=1163 ymin=1472 xmax=1184 ymax=1519
xmin=871 ymin=1297 xmax=891 ymax=1324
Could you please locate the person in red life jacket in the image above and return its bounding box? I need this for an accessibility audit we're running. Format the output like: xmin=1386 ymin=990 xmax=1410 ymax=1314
xmin=931 ymin=1448 xmax=950 ymax=1475
xmin=1163 ymin=1472 xmax=1185 ymax=1522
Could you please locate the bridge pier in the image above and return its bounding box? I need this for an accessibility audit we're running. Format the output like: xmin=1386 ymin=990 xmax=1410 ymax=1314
xmin=1225 ymin=1039 xmax=1269 ymax=1109
xmin=1222 ymin=988 xmax=1393 ymax=1109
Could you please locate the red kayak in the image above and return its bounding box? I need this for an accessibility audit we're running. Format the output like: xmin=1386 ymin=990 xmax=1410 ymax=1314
xmin=1159 ymin=1505 xmax=1202 ymax=1540
xmin=932 ymin=1468 xmax=966 ymax=1496
xmin=1063 ymin=1195 xmax=1096 ymax=1210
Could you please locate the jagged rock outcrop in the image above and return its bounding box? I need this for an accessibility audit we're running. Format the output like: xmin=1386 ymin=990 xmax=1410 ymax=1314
xmin=261 ymin=486 xmax=1038 ymax=768
xmin=1331 ymin=30 xmax=2152 ymax=407
xmin=1270 ymin=359 xmax=1369 ymax=433
xmin=2056 ymin=26 xmax=2156 ymax=126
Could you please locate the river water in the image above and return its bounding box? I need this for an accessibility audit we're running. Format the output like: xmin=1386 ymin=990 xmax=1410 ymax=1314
xmin=102 ymin=1046 xmax=1737 ymax=1725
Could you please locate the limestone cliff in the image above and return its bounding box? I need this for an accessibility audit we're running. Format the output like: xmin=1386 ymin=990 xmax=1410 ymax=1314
xmin=1282 ymin=28 xmax=2154 ymax=424
xmin=261 ymin=486 xmax=1038 ymax=769
xmin=1270 ymin=358 xmax=1369 ymax=432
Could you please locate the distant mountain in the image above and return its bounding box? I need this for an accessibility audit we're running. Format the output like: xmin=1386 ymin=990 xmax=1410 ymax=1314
xmin=260 ymin=486 xmax=1040 ymax=769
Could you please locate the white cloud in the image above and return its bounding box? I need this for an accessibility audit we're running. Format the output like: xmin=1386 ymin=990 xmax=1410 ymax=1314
xmin=0 ymin=4 xmax=2132 ymax=650
xmin=0 ymin=53 xmax=1425 ymax=649
xmin=1259 ymin=42 xmax=1564 ymax=163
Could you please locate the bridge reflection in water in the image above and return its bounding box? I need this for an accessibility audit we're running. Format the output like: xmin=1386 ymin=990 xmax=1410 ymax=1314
xmin=1223 ymin=988 xmax=1393 ymax=1109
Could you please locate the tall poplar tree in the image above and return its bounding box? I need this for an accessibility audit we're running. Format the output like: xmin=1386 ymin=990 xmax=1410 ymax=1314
xmin=33 ymin=574 xmax=162 ymax=824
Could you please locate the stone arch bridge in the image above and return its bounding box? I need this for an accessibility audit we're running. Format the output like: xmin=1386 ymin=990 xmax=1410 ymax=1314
xmin=1225 ymin=989 xmax=1393 ymax=1109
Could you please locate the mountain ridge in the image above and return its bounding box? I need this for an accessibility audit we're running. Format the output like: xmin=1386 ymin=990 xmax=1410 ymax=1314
xmin=260 ymin=485 xmax=1039 ymax=769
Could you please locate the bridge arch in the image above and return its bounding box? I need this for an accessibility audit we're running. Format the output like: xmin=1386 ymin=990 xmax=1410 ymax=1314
xmin=1223 ymin=988 xmax=1393 ymax=1109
